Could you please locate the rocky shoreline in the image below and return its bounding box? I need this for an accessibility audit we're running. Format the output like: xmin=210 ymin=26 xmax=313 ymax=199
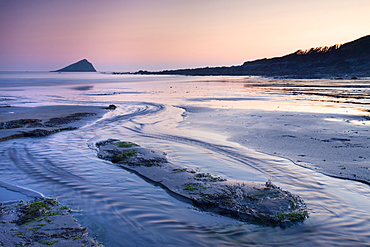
xmin=96 ymin=139 xmax=308 ymax=227
xmin=0 ymin=198 xmax=101 ymax=246
xmin=0 ymin=105 xmax=113 ymax=246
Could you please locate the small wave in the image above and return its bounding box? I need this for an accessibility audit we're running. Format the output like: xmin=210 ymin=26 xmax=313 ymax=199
xmin=0 ymin=180 xmax=44 ymax=198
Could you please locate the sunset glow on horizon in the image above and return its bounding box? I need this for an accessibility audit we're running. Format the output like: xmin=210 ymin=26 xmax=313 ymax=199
xmin=1 ymin=0 xmax=370 ymax=72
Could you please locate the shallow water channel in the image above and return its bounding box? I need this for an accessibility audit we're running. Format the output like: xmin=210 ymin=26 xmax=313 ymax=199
xmin=0 ymin=73 xmax=369 ymax=246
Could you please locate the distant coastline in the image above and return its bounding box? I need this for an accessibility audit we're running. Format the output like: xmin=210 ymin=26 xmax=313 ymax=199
xmin=131 ymin=34 xmax=370 ymax=79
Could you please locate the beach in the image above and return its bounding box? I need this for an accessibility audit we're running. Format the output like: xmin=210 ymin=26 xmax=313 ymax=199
xmin=0 ymin=72 xmax=369 ymax=246
xmin=180 ymin=105 xmax=370 ymax=185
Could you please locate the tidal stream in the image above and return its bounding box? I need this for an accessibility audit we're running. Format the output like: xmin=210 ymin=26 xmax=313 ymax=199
xmin=0 ymin=73 xmax=369 ymax=246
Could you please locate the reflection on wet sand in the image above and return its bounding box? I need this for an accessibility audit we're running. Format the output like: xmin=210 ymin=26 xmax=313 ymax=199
xmin=0 ymin=73 xmax=369 ymax=246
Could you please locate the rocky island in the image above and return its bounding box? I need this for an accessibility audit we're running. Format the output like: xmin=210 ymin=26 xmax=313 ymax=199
xmin=51 ymin=59 xmax=97 ymax=72
xmin=96 ymin=139 xmax=308 ymax=227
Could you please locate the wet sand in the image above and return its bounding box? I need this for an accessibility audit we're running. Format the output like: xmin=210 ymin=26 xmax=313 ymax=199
xmin=178 ymin=78 xmax=370 ymax=185
xmin=0 ymin=73 xmax=369 ymax=246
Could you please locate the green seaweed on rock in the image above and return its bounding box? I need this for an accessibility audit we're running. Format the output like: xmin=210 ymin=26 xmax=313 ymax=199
xmin=38 ymin=240 xmax=59 ymax=245
xmin=183 ymin=183 xmax=208 ymax=192
xmin=172 ymin=168 xmax=188 ymax=173
xmin=16 ymin=201 xmax=51 ymax=225
xmin=112 ymin=151 xmax=138 ymax=163
xmin=25 ymin=202 xmax=51 ymax=215
xmin=116 ymin=141 xmax=140 ymax=148
xmin=276 ymin=211 xmax=309 ymax=222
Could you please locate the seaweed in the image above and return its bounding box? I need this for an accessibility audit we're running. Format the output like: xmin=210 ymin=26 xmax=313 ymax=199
xmin=183 ymin=183 xmax=208 ymax=192
xmin=116 ymin=141 xmax=140 ymax=148
xmin=172 ymin=168 xmax=188 ymax=173
xmin=112 ymin=151 xmax=138 ymax=163
xmin=276 ymin=211 xmax=309 ymax=222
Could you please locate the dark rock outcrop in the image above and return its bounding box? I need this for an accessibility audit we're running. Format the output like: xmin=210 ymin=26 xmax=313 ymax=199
xmin=0 ymin=198 xmax=101 ymax=246
xmin=0 ymin=112 xmax=100 ymax=142
xmin=22 ymin=127 xmax=77 ymax=137
xmin=44 ymin=112 xmax=97 ymax=127
xmin=104 ymin=104 xmax=117 ymax=110
xmin=52 ymin=59 xmax=97 ymax=72
xmin=0 ymin=119 xmax=42 ymax=129
xmin=0 ymin=113 xmax=96 ymax=130
xmin=136 ymin=34 xmax=370 ymax=78
xmin=96 ymin=139 xmax=308 ymax=227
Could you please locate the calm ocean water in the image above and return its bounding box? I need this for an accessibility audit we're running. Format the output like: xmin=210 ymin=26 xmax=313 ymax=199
xmin=0 ymin=72 xmax=369 ymax=246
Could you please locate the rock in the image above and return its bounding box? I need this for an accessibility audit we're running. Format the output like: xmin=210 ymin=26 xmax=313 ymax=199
xmin=0 ymin=112 xmax=99 ymax=142
xmin=96 ymin=139 xmax=308 ymax=227
xmin=0 ymin=113 xmax=97 ymax=129
xmin=44 ymin=113 xmax=96 ymax=127
xmin=51 ymin=59 xmax=97 ymax=72
xmin=0 ymin=198 xmax=101 ymax=246
xmin=22 ymin=127 xmax=77 ymax=137
xmin=0 ymin=119 xmax=42 ymax=129
xmin=104 ymin=105 xmax=117 ymax=110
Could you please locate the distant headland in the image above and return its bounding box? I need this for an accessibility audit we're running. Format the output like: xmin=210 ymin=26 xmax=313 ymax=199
xmin=51 ymin=59 xmax=96 ymax=72
xmin=135 ymin=34 xmax=370 ymax=78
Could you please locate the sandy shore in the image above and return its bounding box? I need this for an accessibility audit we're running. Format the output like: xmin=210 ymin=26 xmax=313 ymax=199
xmin=0 ymin=105 xmax=108 ymax=142
xmin=180 ymin=106 xmax=370 ymax=185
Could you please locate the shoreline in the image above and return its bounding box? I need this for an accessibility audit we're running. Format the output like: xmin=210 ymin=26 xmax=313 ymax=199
xmin=0 ymin=105 xmax=109 ymax=246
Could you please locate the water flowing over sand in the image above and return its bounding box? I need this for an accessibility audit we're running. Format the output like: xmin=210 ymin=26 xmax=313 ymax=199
xmin=0 ymin=72 xmax=369 ymax=246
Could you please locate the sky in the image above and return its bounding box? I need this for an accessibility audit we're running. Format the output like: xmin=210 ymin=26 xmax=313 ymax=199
xmin=1 ymin=0 xmax=370 ymax=72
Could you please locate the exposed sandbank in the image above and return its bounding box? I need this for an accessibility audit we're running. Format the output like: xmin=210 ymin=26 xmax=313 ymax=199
xmin=179 ymin=106 xmax=370 ymax=185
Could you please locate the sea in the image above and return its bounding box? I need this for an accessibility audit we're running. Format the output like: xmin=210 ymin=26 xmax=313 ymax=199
xmin=0 ymin=71 xmax=369 ymax=246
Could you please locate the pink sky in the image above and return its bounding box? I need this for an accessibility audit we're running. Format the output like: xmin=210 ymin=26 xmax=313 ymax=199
xmin=1 ymin=0 xmax=370 ymax=72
